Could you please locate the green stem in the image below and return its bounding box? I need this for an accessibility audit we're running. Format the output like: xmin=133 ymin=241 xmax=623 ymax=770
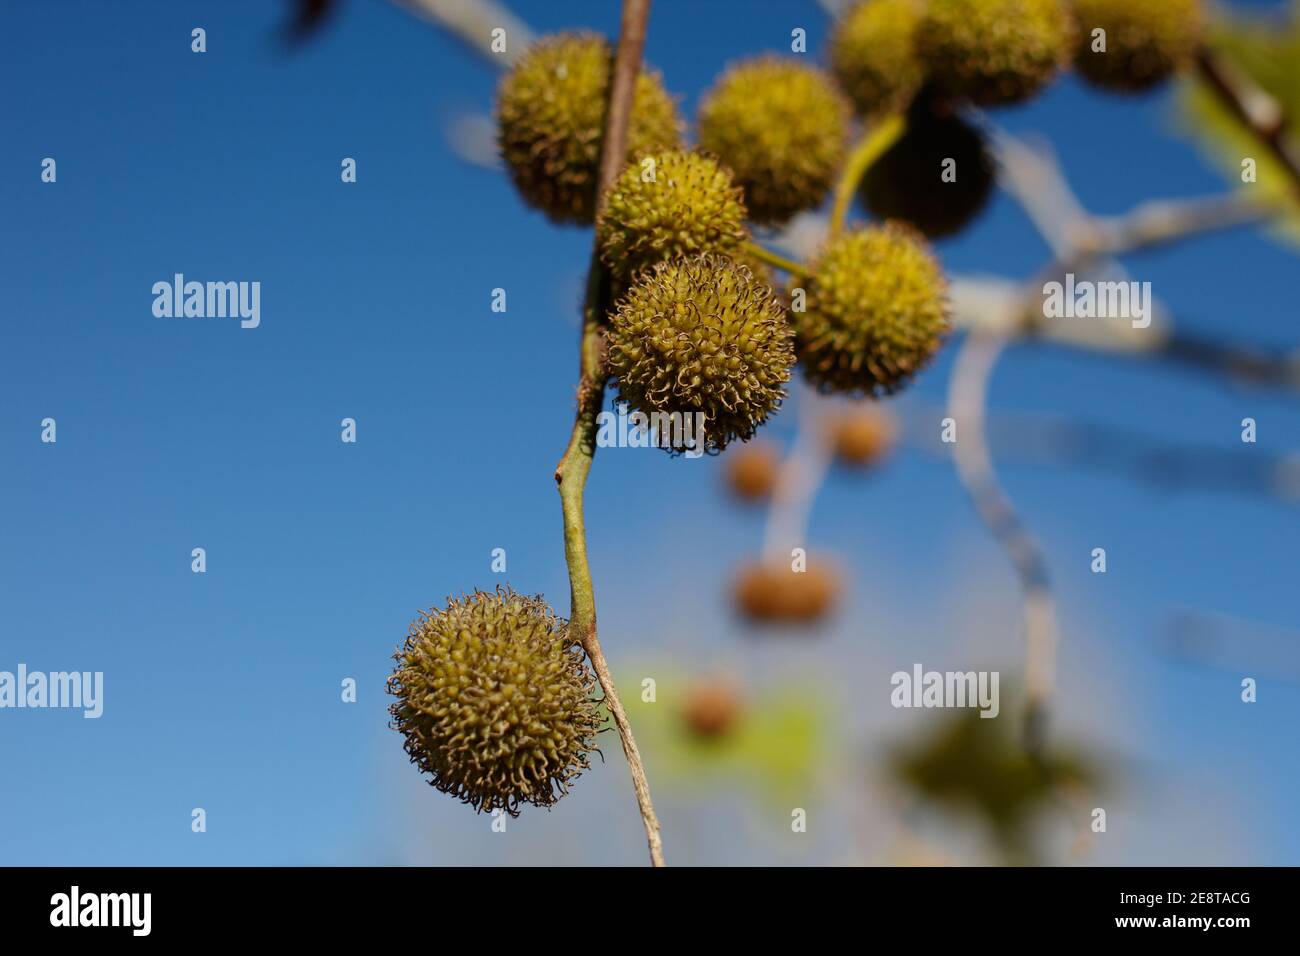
xmin=829 ymin=113 xmax=906 ymax=236
xmin=743 ymin=240 xmax=809 ymax=277
xmin=553 ymin=0 xmax=666 ymax=868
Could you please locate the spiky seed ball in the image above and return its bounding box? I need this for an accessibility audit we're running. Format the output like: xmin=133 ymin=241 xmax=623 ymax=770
xmin=857 ymin=102 xmax=995 ymax=238
xmin=496 ymin=33 xmax=681 ymax=224
xmin=725 ymin=440 xmax=781 ymax=503
xmin=733 ymin=560 xmax=841 ymax=625
xmin=697 ymin=57 xmax=849 ymax=226
xmin=1071 ymin=0 xmax=1204 ymax=92
xmin=607 ymin=255 xmax=796 ymax=453
xmin=681 ymin=679 xmax=743 ymax=740
xmin=827 ymin=405 xmax=897 ymax=468
xmin=830 ymin=0 xmax=926 ymax=116
xmin=796 ymin=223 xmax=950 ymax=397
xmin=915 ymin=0 xmax=1072 ymax=106
xmin=387 ymin=587 xmax=602 ymax=815
xmin=597 ymin=150 xmax=747 ymax=282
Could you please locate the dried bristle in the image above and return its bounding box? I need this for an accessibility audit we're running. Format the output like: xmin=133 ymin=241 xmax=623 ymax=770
xmin=797 ymin=223 xmax=951 ymax=397
xmin=597 ymin=149 xmax=748 ymax=283
xmin=830 ymin=0 xmax=927 ymax=116
xmin=1071 ymin=0 xmax=1204 ymax=92
xmin=387 ymin=587 xmax=602 ymax=815
xmin=496 ymin=32 xmax=681 ymax=224
xmin=607 ymin=255 xmax=796 ymax=454
xmin=915 ymin=0 xmax=1073 ymax=106
xmin=697 ymin=56 xmax=850 ymax=226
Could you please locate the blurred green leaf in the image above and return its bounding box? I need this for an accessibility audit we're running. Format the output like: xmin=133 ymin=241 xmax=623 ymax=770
xmin=1178 ymin=4 xmax=1300 ymax=248
xmin=888 ymin=706 xmax=1099 ymax=864
xmin=619 ymin=669 xmax=828 ymax=805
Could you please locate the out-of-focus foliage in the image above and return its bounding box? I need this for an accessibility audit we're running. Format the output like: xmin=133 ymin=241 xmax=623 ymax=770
xmin=623 ymin=671 xmax=829 ymax=804
xmin=1179 ymin=3 xmax=1300 ymax=248
xmin=888 ymin=704 xmax=1100 ymax=863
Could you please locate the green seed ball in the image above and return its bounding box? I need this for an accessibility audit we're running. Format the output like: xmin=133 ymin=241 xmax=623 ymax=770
xmin=830 ymin=0 xmax=927 ymax=116
xmin=607 ymin=255 xmax=796 ymax=453
xmin=698 ymin=57 xmax=850 ymax=226
xmin=597 ymin=150 xmax=748 ymax=283
xmin=387 ymin=587 xmax=602 ymax=815
xmin=496 ymin=33 xmax=681 ymax=224
xmin=796 ymin=223 xmax=951 ymax=396
xmin=857 ymin=104 xmax=995 ymax=238
xmin=915 ymin=0 xmax=1073 ymax=106
xmin=1071 ymin=0 xmax=1204 ymax=92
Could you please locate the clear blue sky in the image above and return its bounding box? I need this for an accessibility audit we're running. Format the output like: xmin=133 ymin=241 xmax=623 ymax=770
xmin=1 ymin=0 xmax=1296 ymax=865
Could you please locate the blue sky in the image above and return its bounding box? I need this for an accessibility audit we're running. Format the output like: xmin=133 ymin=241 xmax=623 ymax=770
xmin=1 ymin=0 xmax=1297 ymax=865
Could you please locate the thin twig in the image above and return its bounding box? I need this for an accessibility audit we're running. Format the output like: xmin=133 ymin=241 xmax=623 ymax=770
xmin=552 ymin=0 xmax=666 ymax=868
xmin=947 ymin=331 xmax=1057 ymax=755
xmin=829 ymin=114 xmax=906 ymax=235
xmin=1194 ymin=46 xmax=1300 ymax=200
xmin=744 ymin=240 xmax=809 ymax=277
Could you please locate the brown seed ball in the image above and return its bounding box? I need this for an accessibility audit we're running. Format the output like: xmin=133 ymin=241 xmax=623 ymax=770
xmin=680 ymin=680 xmax=744 ymax=740
xmin=725 ymin=441 xmax=781 ymax=504
xmin=857 ymin=100 xmax=996 ymax=239
xmin=828 ymin=406 xmax=897 ymax=468
xmin=733 ymin=560 xmax=841 ymax=625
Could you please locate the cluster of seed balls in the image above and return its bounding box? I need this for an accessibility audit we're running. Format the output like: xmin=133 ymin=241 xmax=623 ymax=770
xmin=389 ymin=0 xmax=1208 ymax=814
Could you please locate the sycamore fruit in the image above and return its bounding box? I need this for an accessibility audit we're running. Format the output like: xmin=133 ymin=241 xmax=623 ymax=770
xmin=597 ymin=149 xmax=747 ymax=283
xmin=698 ymin=56 xmax=850 ymax=226
xmin=496 ymin=32 xmax=681 ymax=224
xmin=1071 ymin=0 xmax=1204 ymax=92
xmin=733 ymin=560 xmax=841 ymax=625
xmin=796 ymin=223 xmax=950 ymax=397
xmin=607 ymin=255 xmax=795 ymax=453
xmin=858 ymin=99 xmax=995 ymax=238
xmin=387 ymin=587 xmax=602 ymax=815
xmin=724 ymin=440 xmax=781 ymax=503
xmin=915 ymin=0 xmax=1072 ymax=106
xmin=830 ymin=0 xmax=927 ymax=115
xmin=827 ymin=405 xmax=898 ymax=468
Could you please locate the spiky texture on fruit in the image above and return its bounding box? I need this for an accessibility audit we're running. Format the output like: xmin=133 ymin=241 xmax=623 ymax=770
xmin=387 ymin=587 xmax=602 ymax=815
xmin=597 ymin=150 xmax=748 ymax=282
xmin=607 ymin=255 xmax=796 ymax=453
xmin=733 ymin=560 xmax=840 ymax=625
xmin=496 ymin=33 xmax=681 ymax=224
xmin=827 ymin=405 xmax=897 ymax=468
xmin=1071 ymin=0 xmax=1203 ymax=92
xmin=681 ymin=679 xmax=744 ymax=740
xmin=697 ymin=57 xmax=849 ymax=226
xmin=724 ymin=440 xmax=781 ymax=503
xmin=796 ymin=223 xmax=950 ymax=397
xmin=858 ymin=101 xmax=995 ymax=238
xmin=830 ymin=0 xmax=926 ymax=116
xmin=915 ymin=0 xmax=1072 ymax=106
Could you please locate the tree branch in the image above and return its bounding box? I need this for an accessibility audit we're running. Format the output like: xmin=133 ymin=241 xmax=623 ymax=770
xmin=552 ymin=0 xmax=666 ymax=868
xmin=947 ymin=331 xmax=1057 ymax=755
